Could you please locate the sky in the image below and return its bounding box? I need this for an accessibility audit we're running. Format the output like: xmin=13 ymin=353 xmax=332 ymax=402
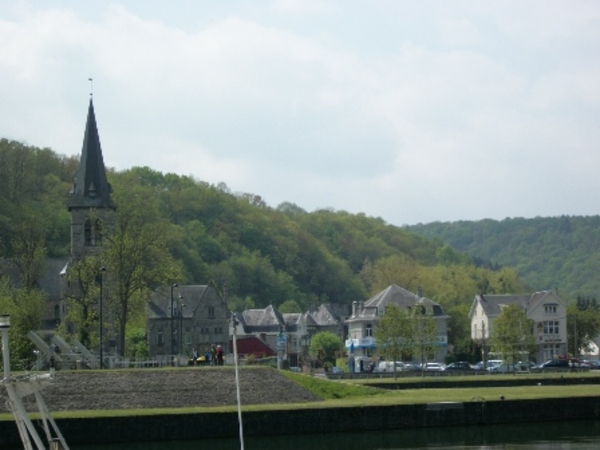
xmin=1 ymin=1 xmax=600 ymax=226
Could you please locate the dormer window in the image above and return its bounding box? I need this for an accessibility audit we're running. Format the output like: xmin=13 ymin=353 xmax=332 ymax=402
xmin=544 ymin=304 xmax=557 ymax=314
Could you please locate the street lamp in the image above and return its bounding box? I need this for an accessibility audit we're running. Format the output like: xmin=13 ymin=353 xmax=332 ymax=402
xmin=98 ymin=267 xmax=106 ymax=369
xmin=0 ymin=315 xmax=10 ymax=380
xmin=170 ymin=283 xmax=178 ymax=360
xmin=178 ymin=297 xmax=185 ymax=356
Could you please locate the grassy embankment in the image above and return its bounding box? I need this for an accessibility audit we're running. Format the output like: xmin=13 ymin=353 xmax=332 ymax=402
xmin=1 ymin=369 xmax=599 ymax=420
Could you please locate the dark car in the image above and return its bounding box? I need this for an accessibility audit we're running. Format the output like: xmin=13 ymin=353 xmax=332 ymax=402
xmin=533 ymin=359 xmax=569 ymax=370
xmin=444 ymin=361 xmax=473 ymax=371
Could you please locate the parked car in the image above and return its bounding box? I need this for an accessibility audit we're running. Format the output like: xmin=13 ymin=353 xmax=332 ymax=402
xmin=377 ymin=361 xmax=405 ymax=372
xmin=532 ymin=359 xmax=569 ymax=370
xmin=422 ymin=362 xmax=446 ymax=371
xmin=485 ymin=360 xmax=504 ymax=372
xmin=403 ymin=363 xmax=421 ymax=372
xmin=444 ymin=361 xmax=473 ymax=371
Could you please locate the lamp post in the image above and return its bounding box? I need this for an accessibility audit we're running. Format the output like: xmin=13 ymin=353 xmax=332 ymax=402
xmin=179 ymin=297 xmax=185 ymax=356
xmin=1 ymin=315 xmax=10 ymax=380
xmin=170 ymin=283 xmax=178 ymax=361
xmin=98 ymin=267 xmax=106 ymax=369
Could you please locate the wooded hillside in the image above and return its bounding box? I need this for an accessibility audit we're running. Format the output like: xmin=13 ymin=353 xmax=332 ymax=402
xmin=0 ymin=138 xmax=528 ymax=357
xmin=408 ymin=216 xmax=600 ymax=300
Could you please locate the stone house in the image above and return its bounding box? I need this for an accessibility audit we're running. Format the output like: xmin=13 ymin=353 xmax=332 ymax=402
xmin=231 ymin=303 xmax=350 ymax=367
xmin=469 ymin=290 xmax=567 ymax=364
xmin=146 ymin=284 xmax=229 ymax=360
xmin=345 ymin=284 xmax=449 ymax=367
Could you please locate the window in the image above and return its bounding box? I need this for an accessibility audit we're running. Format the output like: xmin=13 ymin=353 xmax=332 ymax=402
xmin=544 ymin=304 xmax=557 ymax=314
xmin=84 ymin=219 xmax=92 ymax=245
xmin=208 ymin=306 xmax=215 ymax=318
xmin=543 ymin=321 xmax=559 ymax=335
xmin=365 ymin=323 xmax=373 ymax=337
xmin=94 ymin=220 xmax=103 ymax=245
xmin=54 ymin=304 xmax=60 ymax=320
xmin=185 ymin=328 xmax=191 ymax=345
xmin=157 ymin=332 xmax=164 ymax=347
xmin=543 ymin=343 xmax=560 ymax=360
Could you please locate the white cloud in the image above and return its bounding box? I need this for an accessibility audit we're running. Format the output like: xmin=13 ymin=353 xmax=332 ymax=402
xmin=1 ymin=1 xmax=599 ymax=225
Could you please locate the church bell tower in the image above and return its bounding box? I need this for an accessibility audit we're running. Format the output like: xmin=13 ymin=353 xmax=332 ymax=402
xmin=68 ymin=98 xmax=115 ymax=261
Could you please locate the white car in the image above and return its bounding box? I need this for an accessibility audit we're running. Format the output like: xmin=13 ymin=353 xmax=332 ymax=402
xmin=377 ymin=361 xmax=405 ymax=372
xmin=422 ymin=362 xmax=446 ymax=371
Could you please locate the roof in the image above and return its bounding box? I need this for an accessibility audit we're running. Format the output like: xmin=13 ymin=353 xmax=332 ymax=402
xmin=236 ymin=305 xmax=285 ymax=332
xmin=310 ymin=304 xmax=342 ymax=326
xmin=349 ymin=284 xmax=448 ymax=321
xmin=69 ymin=99 xmax=114 ymax=210
xmin=232 ymin=336 xmax=275 ymax=356
xmin=470 ymin=290 xmax=562 ymax=319
xmin=147 ymin=284 xmax=225 ymax=319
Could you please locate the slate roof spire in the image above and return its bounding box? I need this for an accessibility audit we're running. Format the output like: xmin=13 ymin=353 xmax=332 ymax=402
xmin=69 ymin=98 xmax=113 ymax=210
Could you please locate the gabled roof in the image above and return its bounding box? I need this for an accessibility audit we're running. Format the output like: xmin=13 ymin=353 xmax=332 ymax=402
xmin=310 ymin=304 xmax=342 ymax=326
xmin=236 ymin=305 xmax=285 ymax=332
xmin=69 ymin=98 xmax=113 ymax=210
xmin=470 ymin=290 xmax=562 ymax=319
xmin=350 ymin=284 xmax=448 ymax=321
xmin=147 ymin=285 xmax=225 ymax=319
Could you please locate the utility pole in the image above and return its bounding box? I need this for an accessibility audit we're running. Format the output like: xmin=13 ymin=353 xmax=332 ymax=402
xmin=170 ymin=283 xmax=178 ymax=364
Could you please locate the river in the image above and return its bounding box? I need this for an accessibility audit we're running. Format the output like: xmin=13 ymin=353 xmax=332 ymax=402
xmin=73 ymin=420 xmax=600 ymax=450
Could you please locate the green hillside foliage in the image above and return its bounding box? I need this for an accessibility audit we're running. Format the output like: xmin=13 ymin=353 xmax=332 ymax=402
xmin=0 ymin=139 xmax=529 ymax=354
xmin=408 ymin=216 xmax=600 ymax=301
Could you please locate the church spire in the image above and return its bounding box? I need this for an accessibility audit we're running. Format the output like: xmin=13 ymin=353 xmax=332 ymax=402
xmin=69 ymin=98 xmax=113 ymax=210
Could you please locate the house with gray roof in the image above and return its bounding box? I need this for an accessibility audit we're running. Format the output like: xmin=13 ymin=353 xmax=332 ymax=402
xmin=469 ymin=290 xmax=567 ymax=364
xmin=146 ymin=284 xmax=229 ymax=362
xmin=345 ymin=284 xmax=449 ymax=367
xmin=231 ymin=303 xmax=350 ymax=367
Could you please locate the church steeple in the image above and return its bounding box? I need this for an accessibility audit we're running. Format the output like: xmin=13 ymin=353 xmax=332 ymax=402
xmin=69 ymin=98 xmax=113 ymax=210
xmin=68 ymin=98 xmax=114 ymax=261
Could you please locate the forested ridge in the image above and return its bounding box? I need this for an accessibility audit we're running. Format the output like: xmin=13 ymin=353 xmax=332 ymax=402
xmin=408 ymin=216 xmax=600 ymax=300
xmin=1 ymin=138 xmax=528 ymax=357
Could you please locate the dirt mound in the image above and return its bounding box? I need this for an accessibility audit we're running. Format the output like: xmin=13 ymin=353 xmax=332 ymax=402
xmin=1 ymin=367 xmax=320 ymax=412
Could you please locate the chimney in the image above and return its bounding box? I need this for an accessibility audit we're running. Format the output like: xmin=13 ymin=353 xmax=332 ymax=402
xmin=417 ymin=287 xmax=423 ymax=298
xmin=352 ymin=301 xmax=358 ymax=317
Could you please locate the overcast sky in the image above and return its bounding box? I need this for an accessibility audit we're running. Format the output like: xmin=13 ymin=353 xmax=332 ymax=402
xmin=1 ymin=1 xmax=599 ymax=226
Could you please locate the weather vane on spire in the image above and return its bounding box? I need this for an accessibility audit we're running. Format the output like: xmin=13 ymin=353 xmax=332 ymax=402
xmin=89 ymin=77 xmax=93 ymax=97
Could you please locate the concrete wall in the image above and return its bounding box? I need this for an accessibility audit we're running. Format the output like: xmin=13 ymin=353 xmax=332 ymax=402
xmin=1 ymin=396 xmax=600 ymax=447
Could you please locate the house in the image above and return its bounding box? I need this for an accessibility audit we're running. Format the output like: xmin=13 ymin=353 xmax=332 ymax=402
xmin=146 ymin=284 xmax=229 ymax=361
xmin=345 ymin=284 xmax=449 ymax=368
xmin=469 ymin=290 xmax=567 ymax=364
xmin=231 ymin=305 xmax=287 ymax=363
xmin=231 ymin=303 xmax=350 ymax=367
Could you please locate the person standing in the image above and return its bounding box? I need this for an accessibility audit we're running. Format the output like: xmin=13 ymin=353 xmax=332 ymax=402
xmin=216 ymin=345 xmax=224 ymax=366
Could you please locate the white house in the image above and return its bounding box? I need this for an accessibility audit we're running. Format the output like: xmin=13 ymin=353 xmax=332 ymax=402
xmin=469 ymin=290 xmax=567 ymax=364
xmin=345 ymin=284 xmax=449 ymax=370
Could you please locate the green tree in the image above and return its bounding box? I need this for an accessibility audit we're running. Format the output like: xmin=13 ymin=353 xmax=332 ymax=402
xmin=279 ymin=299 xmax=302 ymax=313
xmin=374 ymin=304 xmax=415 ymax=378
xmin=412 ymin=302 xmax=438 ymax=371
xmin=61 ymin=257 xmax=104 ymax=348
xmin=0 ymin=278 xmax=46 ymax=370
xmin=490 ymin=305 xmax=536 ymax=363
xmin=309 ymin=331 xmax=341 ymax=365
xmin=102 ymin=173 xmax=182 ymax=355
xmin=567 ymin=303 xmax=600 ymax=355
